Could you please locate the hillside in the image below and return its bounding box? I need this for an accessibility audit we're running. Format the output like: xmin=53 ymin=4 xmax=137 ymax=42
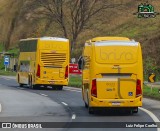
xmin=0 ymin=0 xmax=160 ymax=68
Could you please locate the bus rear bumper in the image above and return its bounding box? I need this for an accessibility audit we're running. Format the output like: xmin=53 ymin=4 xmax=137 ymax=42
xmin=35 ymin=78 xmax=68 ymax=86
xmin=90 ymin=96 xmax=142 ymax=107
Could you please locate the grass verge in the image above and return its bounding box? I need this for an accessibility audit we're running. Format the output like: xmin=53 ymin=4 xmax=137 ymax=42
xmin=143 ymin=85 xmax=160 ymax=100
xmin=69 ymin=75 xmax=82 ymax=88
xmin=0 ymin=70 xmax=16 ymax=76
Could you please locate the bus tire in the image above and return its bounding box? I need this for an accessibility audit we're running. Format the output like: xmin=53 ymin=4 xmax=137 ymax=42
xmin=28 ymin=75 xmax=31 ymax=88
xmin=85 ymin=102 xmax=88 ymax=108
xmin=29 ymin=76 xmax=33 ymax=89
xmin=133 ymin=107 xmax=138 ymax=113
xmin=84 ymin=89 xmax=88 ymax=108
xmin=29 ymin=76 xmax=37 ymax=89
xmin=87 ymin=92 xmax=94 ymax=114
xmin=18 ymin=75 xmax=24 ymax=87
xmin=18 ymin=74 xmax=20 ymax=84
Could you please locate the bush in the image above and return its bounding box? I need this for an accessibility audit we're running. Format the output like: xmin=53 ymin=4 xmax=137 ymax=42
xmin=143 ymin=57 xmax=159 ymax=81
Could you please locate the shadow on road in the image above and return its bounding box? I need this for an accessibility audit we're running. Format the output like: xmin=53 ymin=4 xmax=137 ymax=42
xmin=69 ymin=106 xmax=139 ymax=117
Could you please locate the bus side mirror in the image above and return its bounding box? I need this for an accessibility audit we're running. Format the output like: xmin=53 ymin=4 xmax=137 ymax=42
xmin=78 ymin=56 xmax=84 ymax=70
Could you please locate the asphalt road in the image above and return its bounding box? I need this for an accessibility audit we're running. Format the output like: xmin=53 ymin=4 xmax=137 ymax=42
xmin=0 ymin=75 xmax=159 ymax=131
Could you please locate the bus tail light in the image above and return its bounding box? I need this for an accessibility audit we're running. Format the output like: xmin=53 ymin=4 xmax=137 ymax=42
xmin=65 ymin=65 xmax=68 ymax=79
xmin=36 ymin=64 xmax=41 ymax=78
xmin=91 ymin=79 xmax=97 ymax=97
xmin=136 ymin=79 xmax=142 ymax=97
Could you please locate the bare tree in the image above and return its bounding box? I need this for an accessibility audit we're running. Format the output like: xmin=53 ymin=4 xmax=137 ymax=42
xmin=36 ymin=0 xmax=123 ymax=50
xmin=36 ymin=0 xmax=68 ymax=37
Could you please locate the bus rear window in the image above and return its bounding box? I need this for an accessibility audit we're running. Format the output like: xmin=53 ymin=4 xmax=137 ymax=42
xmin=19 ymin=40 xmax=37 ymax=52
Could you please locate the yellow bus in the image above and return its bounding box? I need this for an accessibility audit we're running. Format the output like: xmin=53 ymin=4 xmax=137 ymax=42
xmin=78 ymin=37 xmax=143 ymax=114
xmin=16 ymin=37 xmax=70 ymax=90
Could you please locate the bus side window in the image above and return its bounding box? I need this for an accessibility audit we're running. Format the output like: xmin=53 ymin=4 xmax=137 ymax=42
xmin=20 ymin=62 xmax=25 ymax=72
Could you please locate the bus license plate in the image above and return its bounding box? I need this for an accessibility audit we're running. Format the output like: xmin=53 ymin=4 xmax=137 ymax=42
xmin=112 ymin=102 xmax=120 ymax=106
xmin=50 ymin=82 xmax=54 ymax=84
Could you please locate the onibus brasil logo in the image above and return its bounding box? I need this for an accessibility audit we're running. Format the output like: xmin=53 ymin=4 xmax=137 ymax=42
xmin=134 ymin=2 xmax=159 ymax=18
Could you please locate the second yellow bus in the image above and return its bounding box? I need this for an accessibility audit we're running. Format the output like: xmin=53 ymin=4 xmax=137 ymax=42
xmin=17 ymin=37 xmax=70 ymax=90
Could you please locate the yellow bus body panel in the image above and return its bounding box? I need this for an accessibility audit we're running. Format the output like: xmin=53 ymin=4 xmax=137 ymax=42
xmin=17 ymin=37 xmax=70 ymax=88
xmin=82 ymin=37 xmax=143 ymax=109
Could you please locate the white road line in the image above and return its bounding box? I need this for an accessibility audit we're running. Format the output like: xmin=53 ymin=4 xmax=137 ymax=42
xmin=0 ymin=104 xmax=2 ymax=112
xmin=64 ymin=88 xmax=81 ymax=93
xmin=17 ymin=87 xmax=25 ymax=90
xmin=72 ymin=114 xmax=76 ymax=120
xmin=61 ymin=102 xmax=68 ymax=106
xmin=4 ymin=78 xmax=10 ymax=81
xmin=65 ymin=87 xmax=82 ymax=91
xmin=139 ymin=107 xmax=160 ymax=131
xmin=65 ymin=87 xmax=160 ymax=130
xmin=40 ymin=93 xmax=48 ymax=97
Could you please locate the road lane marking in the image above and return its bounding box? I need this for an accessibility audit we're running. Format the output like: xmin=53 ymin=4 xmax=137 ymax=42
xmin=40 ymin=93 xmax=48 ymax=97
xmin=139 ymin=107 xmax=160 ymax=122
xmin=66 ymin=87 xmax=160 ymax=130
xmin=0 ymin=104 xmax=2 ymax=112
xmin=61 ymin=102 xmax=68 ymax=106
xmin=4 ymin=78 xmax=10 ymax=81
xmin=65 ymin=87 xmax=81 ymax=91
xmin=139 ymin=107 xmax=160 ymax=131
xmin=17 ymin=87 xmax=25 ymax=90
xmin=72 ymin=114 xmax=76 ymax=120
xmin=64 ymin=88 xmax=81 ymax=93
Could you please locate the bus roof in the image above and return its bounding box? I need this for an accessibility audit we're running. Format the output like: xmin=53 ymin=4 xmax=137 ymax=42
xmin=94 ymin=40 xmax=139 ymax=46
xmin=86 ymin=37 xmax=131 ymax=43
xmin=20 ymin=37 xmax=68 ymax=42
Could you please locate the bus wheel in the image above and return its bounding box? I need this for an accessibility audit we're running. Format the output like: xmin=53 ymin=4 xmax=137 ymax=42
xmin=133 ymin=107 xmax=138 ymax=113
xmin=28 ymin=75 xmax=31 ymax=88
xmin=18 ymin=75 xmax=21 ymax=86
xmin=87 ymin=95 xmax=94 ymax=114
xmin=18 ymin=75 xmax=24 ymax=87
xmin=85 ymin=102 xmax=88 ymax=108
xmin=29 ymin=76 xmax=33 ymax=89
